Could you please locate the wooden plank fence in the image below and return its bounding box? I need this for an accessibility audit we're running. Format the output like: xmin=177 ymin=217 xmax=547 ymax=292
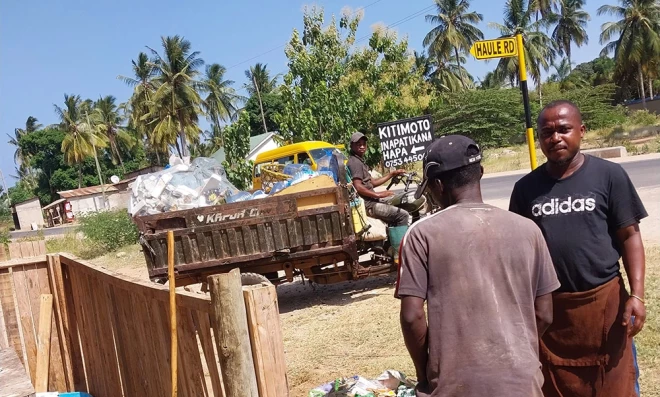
xmin=0 ymin=253 xmax=288 ymax=397
xmin=0 ymin=257 xmax=68 ymax=392
xmin=0 ymin=240 xmax=47 ymax=262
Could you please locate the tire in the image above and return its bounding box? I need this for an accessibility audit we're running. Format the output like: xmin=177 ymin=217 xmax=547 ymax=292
xmin=240 ymin=272 xmax=273 ymax=286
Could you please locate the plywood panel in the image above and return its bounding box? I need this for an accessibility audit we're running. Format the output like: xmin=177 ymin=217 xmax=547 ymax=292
xmin=0 ymin=270 xmax=21 ymax=358
xmin=243 ymin=284 xmax=288 ymax=397
xmin=8 ymin=243 xmax=21 ymax=260
xmin=11 ymin=265 xmax=38 ymax=383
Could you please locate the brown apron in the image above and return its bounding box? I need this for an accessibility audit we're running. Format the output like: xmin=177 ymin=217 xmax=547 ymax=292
xmin=540 ymin=276 xmax=636 ymax=397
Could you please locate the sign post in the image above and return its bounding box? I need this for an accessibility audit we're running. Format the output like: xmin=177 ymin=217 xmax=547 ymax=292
xmin=377 ymin=115 xmax=434 ymax=169
xmin=469 ymin=34 xmax=538 ymax=170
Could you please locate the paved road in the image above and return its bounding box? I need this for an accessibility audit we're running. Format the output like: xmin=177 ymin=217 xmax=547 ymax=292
xmin=10 ymin=224 xmax=77 ymax=239
xmin=482 ymin=158 xmax=659 ymax=202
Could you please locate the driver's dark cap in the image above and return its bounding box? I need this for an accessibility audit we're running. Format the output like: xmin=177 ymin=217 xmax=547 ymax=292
xmin=414 ymin=135 xmax=482 ymax=199
xmin=350 ymin=132 xmax=367 ymax=143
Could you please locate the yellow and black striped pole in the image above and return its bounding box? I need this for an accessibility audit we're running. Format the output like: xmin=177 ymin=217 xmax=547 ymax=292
xmin=516 ymin=33 xmax=538 ymax=170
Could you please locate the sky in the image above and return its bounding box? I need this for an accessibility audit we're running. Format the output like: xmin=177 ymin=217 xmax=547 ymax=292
xmin=0 ymin=0 xmax=614 ymax=187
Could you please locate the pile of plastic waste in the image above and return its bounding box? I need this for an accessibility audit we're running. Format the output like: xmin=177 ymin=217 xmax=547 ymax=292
xmin=128 ymin=155 xmax=340 ymax=216
xmin=309 ymin=370 xmax=416 ymax=397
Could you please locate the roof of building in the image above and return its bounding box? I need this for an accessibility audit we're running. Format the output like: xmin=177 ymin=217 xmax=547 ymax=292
xmin=58 ymin=185 xmax=119 ymax=198
xmin=211 ymin=131 xmax=277 ymax=164
xmin=12 ymin=196 xmax=40 ymax=207
xmin=42 ymin=198 xmax=66 ymax=210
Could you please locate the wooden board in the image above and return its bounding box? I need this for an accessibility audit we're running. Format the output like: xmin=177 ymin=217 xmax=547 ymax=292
xmin=0 ymin=347 xmax=35 ymax=397
xmin=243 ymin=284 xmax=289 ymax=397
xmin=34 ymin=294 xmax=53 ymax=392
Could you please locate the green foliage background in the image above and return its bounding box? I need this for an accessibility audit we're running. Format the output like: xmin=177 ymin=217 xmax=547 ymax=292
xmin=78 ymin=210 xmax=139 ymax=251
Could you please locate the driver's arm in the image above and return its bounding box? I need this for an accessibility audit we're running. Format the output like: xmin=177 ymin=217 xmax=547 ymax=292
xmin=372 ymin=170 xmax=404 ymax=187
xmin=353 ymin=178 xmax=391 ymax=199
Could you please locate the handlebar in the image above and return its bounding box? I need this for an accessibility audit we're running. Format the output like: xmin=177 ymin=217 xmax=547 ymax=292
xmin=386 ymin=172 xmax=419 ymax=192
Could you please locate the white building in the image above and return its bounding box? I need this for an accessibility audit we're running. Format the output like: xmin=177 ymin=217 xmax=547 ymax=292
xmin=211 ymin=132 xmax=279 ymax=163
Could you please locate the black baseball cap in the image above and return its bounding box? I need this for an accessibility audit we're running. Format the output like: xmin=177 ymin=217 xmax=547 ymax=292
xmin=350 ymin=132 xmax=367 ymax=143
xmin=414 ymin=135 xmax=482 ymax=199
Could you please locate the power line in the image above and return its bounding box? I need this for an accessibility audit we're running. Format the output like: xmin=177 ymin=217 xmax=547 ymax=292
xmin=227 ymin=0 xmax=386 ymax=71
xmin=355 ymin=4 xmax=435 ymax=44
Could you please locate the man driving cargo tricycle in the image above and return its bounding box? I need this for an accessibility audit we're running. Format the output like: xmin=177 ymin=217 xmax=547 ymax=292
xmin=346 ymin=132 xmax=427 ymax=262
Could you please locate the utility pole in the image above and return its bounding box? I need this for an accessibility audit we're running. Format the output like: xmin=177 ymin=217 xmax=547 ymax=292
xmin=253 ymin=74 xmax=269 ymax=134
xmin=0 ymin=169 xmax=10 ymax=206
xmin=86 ymin=113 xmax=108 ymax=208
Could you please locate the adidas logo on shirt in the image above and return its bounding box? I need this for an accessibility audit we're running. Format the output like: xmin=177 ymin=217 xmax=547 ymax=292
xmin=531 ymin=195 xmax=596 ymax=217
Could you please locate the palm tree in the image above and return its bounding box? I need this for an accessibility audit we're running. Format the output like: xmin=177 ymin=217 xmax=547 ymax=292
xmin=244 ymin=63 xmax=279 ymax=96
xmin=549 ymin=58 xmax=573 ymax=82
xmin=478 ymin=71 xmax=507 ymax=89
xmin=7 ymin=116 xmax=42 ymax=176
xmin=413 ymin=51 xmax=437 ymax=80
xmin=489 ymin=0 xmax=557 ymax=89
xmin=147 ymin=35 xmax=204 ymax=157
xmin=532 ymin=0 xmax=560 ymax=19
xmin=430 ymin=53 xmax=474 ymax=91
xmin=552 ymin=0 xmax=590 ymax=68
xmin=91 ymin=95 xmax=135 ymax=171
xmin=55 ymin=94 xmax=106 ymax=187
xmin=118 ymin=52 xmax=166 ymax=162
xmin=244 ymin=63 xmax=278 ymax=133
xmin=598 ymin=0 xmax=660 ymax=109
xmin=200 ymin=63 xmax=243 ymax=126
xmin=424 ymin=0 xmax=484 ymax=88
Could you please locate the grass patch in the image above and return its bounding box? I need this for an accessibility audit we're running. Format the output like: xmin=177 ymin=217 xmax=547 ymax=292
xmin=280 ymin=243 xmax=660 ymax=396
xmin=635 ymin=244 xmax=660 ymax=396
xmin=46 ymin=233 xmax=106 ymax=259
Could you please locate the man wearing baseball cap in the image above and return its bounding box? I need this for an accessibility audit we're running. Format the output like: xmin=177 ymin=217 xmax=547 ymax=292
xmin=347 ymin=131 xmax=408 ymax=227
xmin=396 ymin=135 xmax=559 ymax=397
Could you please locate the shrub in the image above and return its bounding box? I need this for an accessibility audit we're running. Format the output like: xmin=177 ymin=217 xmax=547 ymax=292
xmin=627 ymin=110 xmax=660 ymax=126
xmin=540 ymin=84 xmax=627 ymax=129
xmin=432 ymin=88 xmax=526 ymax=148
xmin=77 ymin=210 xmax=139 ymax=251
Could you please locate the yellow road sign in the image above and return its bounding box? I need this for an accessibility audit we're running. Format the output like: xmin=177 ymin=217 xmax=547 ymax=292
xmin=469 ymin=37 xmax=518 ymax=60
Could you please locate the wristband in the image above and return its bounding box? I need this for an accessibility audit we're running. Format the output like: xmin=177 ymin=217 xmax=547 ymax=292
xmin=630 ymin=294 xmax=645 ymax=304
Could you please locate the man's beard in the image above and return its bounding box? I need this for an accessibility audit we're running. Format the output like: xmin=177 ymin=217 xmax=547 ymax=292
xmin=548 ymin=150 xmax=578 ymax=167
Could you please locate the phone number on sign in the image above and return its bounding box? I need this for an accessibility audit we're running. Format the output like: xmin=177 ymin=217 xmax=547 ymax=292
xmin=384 ymin=154 xmax=424 ymax=168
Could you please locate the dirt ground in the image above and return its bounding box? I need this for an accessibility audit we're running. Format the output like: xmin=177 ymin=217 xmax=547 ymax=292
xmin=89 ymin=188 xmax=660 ymax=397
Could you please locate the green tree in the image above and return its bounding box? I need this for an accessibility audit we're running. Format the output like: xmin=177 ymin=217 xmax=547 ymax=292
xmin=276 ymin=8 xmax=433 ymax=166
xmin=117 ymin=52 xmax=164 ymax=161
xmin=91 ymin=95 xmax=135 ymax=172
xmin=8 ymin=181 xmax=35 ymax=205
xmin=221 ymin=112 xmax=253 ymax=190
xmin=54 ymin=94 xmax=106 ymax=187
xmin=200 ymin=63 xmax=242 ymax=126
xmin=478 ymin=71 xmax=507 ymax=89
xmin=423 ymin=0 xmax=484 ymax=89
xmin=490 ymin=0 xmax=556 ymax=89
xmin=7 ymin=116 xmax=42 ymax=177
xmin=147 ymin=35 xmax=204 ymax=157
xmin=552 ymin=0 xmax=590 ymax=67
xmin=19 ymin=128 xmax=147 ymax=204
xmin=245 ymin=63 xmax=280 ymax=133
xmin=244 ymin=63 xmax=279 ymax=96
xmin=429 ymin=53 xmax=474 ymax=91
xmin=53 ymin=94 xmax=92 ymax=132
xmin=598 ymin=0 xmax=660 ymax=109
xmin=344 ymin=28 xmax=434 ymax=165
xmin=243 ymin=91 xmax=284 ymax=134
xmin=432 ymin=88 xmax=527 ymax=147
xmin=275 ymin=8 xmax=361 ymax=144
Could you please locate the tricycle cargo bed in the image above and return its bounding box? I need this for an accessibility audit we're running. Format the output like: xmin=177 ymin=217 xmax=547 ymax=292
xmin=134 ymin=184 xmax=357 ymax=283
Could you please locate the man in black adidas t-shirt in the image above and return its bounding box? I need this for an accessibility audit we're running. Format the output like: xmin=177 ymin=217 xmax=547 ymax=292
xmin=509 ymin=100 xmax=647 ymax=397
